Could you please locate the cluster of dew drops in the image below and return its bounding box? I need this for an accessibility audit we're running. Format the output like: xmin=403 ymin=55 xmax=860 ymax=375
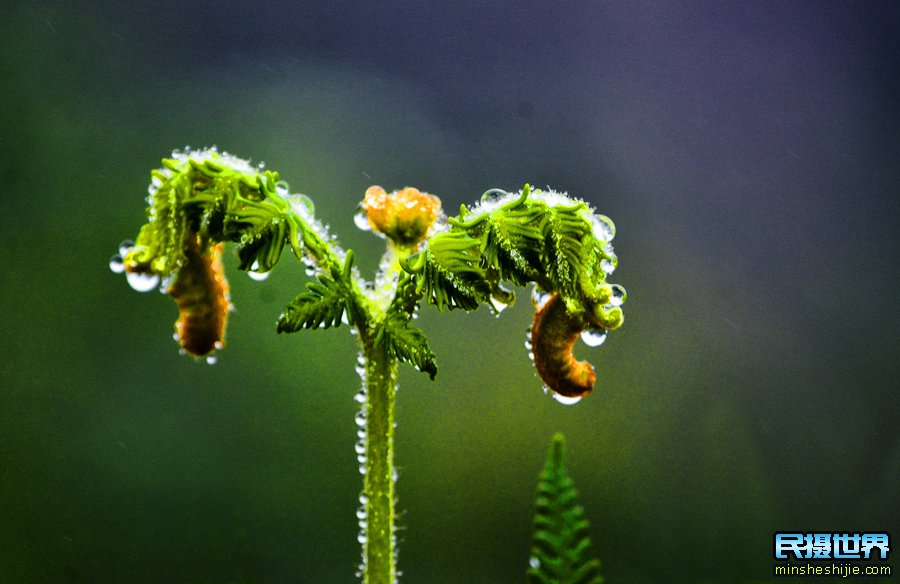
xmin=109 ymin=240 xmax=160 ymax=292
xmin=110 ymin=240 xmax=277 ymax=288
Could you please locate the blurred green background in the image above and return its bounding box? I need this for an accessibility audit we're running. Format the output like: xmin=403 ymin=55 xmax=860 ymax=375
xmin=1 ymin=1 xmax=897 ymax=583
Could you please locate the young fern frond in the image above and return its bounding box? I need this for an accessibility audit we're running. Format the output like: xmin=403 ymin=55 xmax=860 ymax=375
xmin=405 ymin=184 xmax=626 ymax=399
xmin=118 ymin=148 xmax=365 ymax=356
xmin=528 ymin=434 xmax=603 ymax=584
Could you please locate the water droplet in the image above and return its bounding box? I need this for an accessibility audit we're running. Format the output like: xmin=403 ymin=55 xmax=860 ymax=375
xmin=551 ymin=393 xmax=583 ymax=406
xmin=354 ymin=207 xmax=372 ymax=231
xmin=355 ymin=412 xmax=367 ymax=427
xmin=302 ymin=256 xmax=317 ymax=276
xmin=357 ymin=453 xmax=367 ymax=465
xmin=488 ymin=295 xmax=509 ymax=314
xmin=118 ymin=240 xmax=134 ymax=257
xmin=355 ymin=441 xmax=366 ymax=455
xmin=354 ymin=389 xmax=366 ymax=404
xmin=206 ymin=356 xmax=217 ymax=365
xmin=581 ymin=329 xmax=608 ymax=347
xmin=531 ymin=286 xmax=551 ymax=309
xmin=359 ymin=494 xmax=368 ymax=506
xmin=590 ymin=214 xmax=616 ymax=243
xmin=126 ymin=271 xmax=159 ymax=292
xmin=481 ymin=188 xmax=507 ymax=202
xmin=600 ymin=258 xmax=615 ymax=275
xmin=529 ymin=556 xmax=540 ymax=569
xmin=109 ymin=254 xmax=125 ymax=274
xmin=358 ymin=464 xmax=367 ymax=475
xmin=288 ymin=193 xmax=315 ymax=216
xmin=610 ymin=284 xmax=626 ymax=307
xmin=356 ymin=508 xmax=367 ymax=520
xmin=248 ymin=270 xmax=269 ymax=281
xmin=148 ymin=175 xmax=163 ymax=196
xmin=357 ymin=533 xmax=367 ymax=544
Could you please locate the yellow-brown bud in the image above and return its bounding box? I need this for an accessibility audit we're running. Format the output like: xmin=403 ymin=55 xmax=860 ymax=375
xmin=361 ymin=185 xmax=442 ymax=247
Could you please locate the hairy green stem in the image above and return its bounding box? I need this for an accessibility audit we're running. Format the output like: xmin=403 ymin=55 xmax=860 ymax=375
xmin=360 ymin=332 xmax=398 ymax=584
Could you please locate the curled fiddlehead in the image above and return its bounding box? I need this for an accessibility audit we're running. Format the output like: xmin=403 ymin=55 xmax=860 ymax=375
xmin=112 ymin=148 xmax=361 ymax=358
xmin=404 ymin=184 xmax=626 ymax=400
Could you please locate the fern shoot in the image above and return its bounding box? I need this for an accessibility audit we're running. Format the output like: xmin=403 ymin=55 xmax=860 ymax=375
xmin=528 ymin=434 xmax=603 ymax=584
xmin=111 ymin=148 xmax=626 ymax=583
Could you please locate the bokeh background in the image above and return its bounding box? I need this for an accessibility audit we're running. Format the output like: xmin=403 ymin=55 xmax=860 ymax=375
xmin=1 ymin=1 xmax=897 ymax=583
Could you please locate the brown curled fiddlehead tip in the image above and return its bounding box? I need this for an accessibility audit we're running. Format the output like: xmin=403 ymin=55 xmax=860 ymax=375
xmin=167 ymin=235 xmax=231 ymax=357
xmin=530 ymin=293 xmax=596 ymax=399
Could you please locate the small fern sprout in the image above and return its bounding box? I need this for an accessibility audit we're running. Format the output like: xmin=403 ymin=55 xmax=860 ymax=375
xmin=528 ymin=433 xmax=603 ymax=584
xmin=112 ymin=150 xmax=627 ymax=583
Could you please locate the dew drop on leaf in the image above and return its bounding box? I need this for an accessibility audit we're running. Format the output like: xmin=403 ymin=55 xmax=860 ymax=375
xmin=481 ymin=188 xmax=507 ymax=202
xmin=610 ymin=284 xmax=626 ymax=307
xmin=590 ymin=214 xmax=616 ymax=243
xmin=600 ymin=258 xmax=615 ymax=275
xmin=118 ymin=239 xmax=135 ymax=257
xmin=580 ymin=329 xmax=608 ymax=347
xmin=126 ymin=271 xmax=159 ymax=292
xmin=531 ymin=286 xmax=552 ymax=309
xmin=206 ymin=356 xmax=217 ymax=365
xmin=489 ymin=295 xmax=509 ymax=315
xmin=248 ymin=270 xmax=269 ymax=281
xmin=551 ymin=393 xmax=583 ymax=406
xmin=354 ymin=207 xmax=372 ymax=231
xmin=109 ymin=254 xmax=125 ymax=274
